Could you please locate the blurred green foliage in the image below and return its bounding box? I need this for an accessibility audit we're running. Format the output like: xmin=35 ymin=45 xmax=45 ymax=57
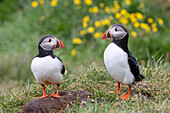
xmin=0 ymin=0 xmax=169 ymax=83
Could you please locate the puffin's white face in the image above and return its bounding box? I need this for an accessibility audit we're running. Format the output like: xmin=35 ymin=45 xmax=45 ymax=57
xmin=40 ymin=37 xmax=57 ymax=51
xmin=109 ymin=26 xmax=127 ymax=40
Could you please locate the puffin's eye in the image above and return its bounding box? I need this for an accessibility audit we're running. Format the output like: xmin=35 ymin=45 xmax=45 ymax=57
xmin=115 ymin=28 xmax=118 ymax=32
xmin=48 ymin=38 xmax=51 ymax=42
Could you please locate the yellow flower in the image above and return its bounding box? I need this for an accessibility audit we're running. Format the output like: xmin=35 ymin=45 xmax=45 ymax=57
xmin=113 ymin=1 xmax=120 ymax=11
xmin=74 ymin=0 xmax=81 ymax=5
xmin=136 ymin=12 xmax=143 ymax=20
xmin=40 ymin=16 xmax=45 ymax=21
xmin=151 ymin=23 xmax=157 ymax=28
xmin=140 ymin=23 xmax=148 ymax=29
xmin=101 ymin=19 xmax=111 ymax=25
xmin=94 ymin=21 xmax=101 ymax=27
xmin=111 ymin=7 xmax=119 ymax=13
xmin=50 ymin=0 xmax=58 ymax=7
xmin=140 ymin=23 xmax=150 ymax=33
xmin=114 ymin=4 xmax=120 ymax=10
xmin=131 ymin=31 xmax=137 ymax=37
xmin=82 ymin=22 xmax=88 ymax=28
xmin=99 ymin=3 xmax=104 ymax=8
xmin=148 ymin=18 xmax=153 ymax=23
xmin=72 ymin=37 xmax=82 ymax=44
xmin=119 ymin=18 xmax=128 ymax=25
xmin=115 ymin=13 xmax=121 ymax=19
xmin=158 ymin=18 xmax=164 ymax=25
xmin=71 ymin=49 xmax=76 ymax=56
xmin=124 ymin=12 xmax=130 ymax=18
xmin=84 ymin=0 xmax=92 ymax=6
xmin=105 ymin=19 xmax=111 ymax=25
xmin=87 ymin=27 xmax=95 ymax=33
xmin=152 ymin=27 xmax=158 ymax=32
xmin=92 ymin=6 xmax=99 ymax=13
xmin=79 ymin=30 xmax=86 ymax=36
xmin=89 ymin=8 xmax=93 ymax=13
xmin=145 ymin=26 xmax=151 ymax=33
xmin=31 ymin=1 xmax=38 ymax=8
xmin=125 ymin=0 xmax=131 ymax=5
xmin=105 ymin=6 xmax=110 ymax=13
xmin=129 ymin=14 xmax=137 ymax=23
xmin=38 ymin=0 xmax=45 ymax=5
xmin=120 ymin=9 xmax=127 ymax=15
xmin=94 ymin=32 xmax=102 ymax=39
xmin=82 ymin=16 xmax=90 ymax=22
xmin=134 ymin=22 xmax=140 ymax=28
xmin=109 ymin=16 xmax=113 ymax=20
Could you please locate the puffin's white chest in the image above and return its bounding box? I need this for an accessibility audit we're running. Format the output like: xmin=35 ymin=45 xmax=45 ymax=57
xmin=31 ymin=56 xmax=63 ymax=85
xmin=104 ymin=43 xmax=134 ymax=84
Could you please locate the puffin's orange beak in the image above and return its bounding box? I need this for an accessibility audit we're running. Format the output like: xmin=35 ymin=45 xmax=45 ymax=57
xmin=55 ymin=38 xmax=65 ymax=49
xmin=102 ymin=30 xmax=110 ymax=39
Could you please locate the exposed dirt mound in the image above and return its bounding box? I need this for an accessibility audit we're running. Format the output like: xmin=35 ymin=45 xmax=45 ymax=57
xmin=22 ymin=90 xmax=93 ymax=113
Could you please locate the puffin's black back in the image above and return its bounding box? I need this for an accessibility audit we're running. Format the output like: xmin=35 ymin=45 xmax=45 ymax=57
xmin=55 ymin=55 xmax=65 ymax=75
xmin=110 ymin=24 xmax=145 ymax=82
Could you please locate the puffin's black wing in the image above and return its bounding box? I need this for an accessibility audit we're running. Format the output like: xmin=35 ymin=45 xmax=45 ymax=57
xmin=55 ymin=56 xmax=65 ymax=75
xmin=128 ymin=53 xmax=145 ymax=82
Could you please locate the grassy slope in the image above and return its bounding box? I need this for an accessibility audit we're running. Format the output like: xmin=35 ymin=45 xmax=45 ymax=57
xmin=0 ymin=60 xmax=169 ymax=112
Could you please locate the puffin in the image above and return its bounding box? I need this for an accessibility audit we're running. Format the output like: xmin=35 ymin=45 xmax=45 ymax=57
xmin=31 ymin=35 xmax=65 ymax=99
xmin=102 ymin=24 xmax=145 ymax=100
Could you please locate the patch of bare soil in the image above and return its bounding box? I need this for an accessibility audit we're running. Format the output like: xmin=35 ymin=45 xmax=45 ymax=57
xmin=22 ymin=90 xmax=93 ymax=113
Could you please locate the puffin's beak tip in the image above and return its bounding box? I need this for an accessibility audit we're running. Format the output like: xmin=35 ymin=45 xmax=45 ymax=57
xmin=102 ymin=30 xmax=108 ymax=40
xmin=55 ymin=38 xmax=65 ymax=49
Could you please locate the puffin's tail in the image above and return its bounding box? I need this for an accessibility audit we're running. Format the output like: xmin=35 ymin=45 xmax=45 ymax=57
xmin=134 ymin=74 xmax=146 ymax=84
xmin=135 ymin=74 xmax=146 ymax=82
xmin=140 ymin=74 xmax=146 ymax=79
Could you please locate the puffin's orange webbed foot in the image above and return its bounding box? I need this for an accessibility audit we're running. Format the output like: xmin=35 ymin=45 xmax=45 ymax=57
xmin=50 ymin=85 xmax=60 ymax=98
xmin=50 ymin=94 xmax=60 ymax=98
xmin=120 ymin=86 xmax=131 ymax=100
xmin=120 ymin=94 xmax=129 ymax=100
xmin=39 ymin=94 xmax=48 ymax=99
xmin=39 ymin=84 xmax=48 ymax=98
xmin=109 ymin=82 xmax=120 ymax=94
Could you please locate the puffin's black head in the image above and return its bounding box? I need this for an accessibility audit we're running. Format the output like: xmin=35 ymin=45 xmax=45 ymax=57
xmin=102 ymin=24 xmax=129 ymax=40
xmin=39 ymin=35 xmax=65 ymax=52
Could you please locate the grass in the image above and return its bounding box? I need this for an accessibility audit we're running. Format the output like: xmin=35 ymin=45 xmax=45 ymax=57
xmin=0 ymin=59 xmax=169 ymax=112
